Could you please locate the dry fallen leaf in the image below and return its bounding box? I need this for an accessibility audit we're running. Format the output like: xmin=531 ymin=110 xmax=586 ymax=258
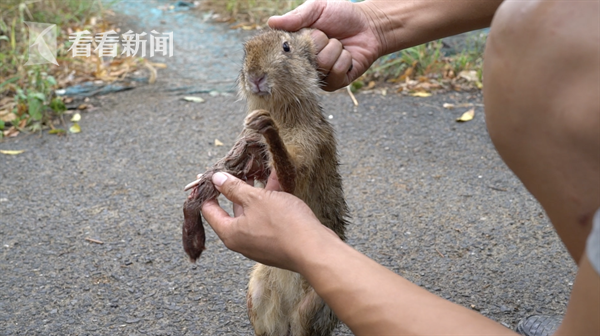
xmin=148 ymin=62 xmax=167 ymax=69
xmin=71 ymin=113 xmax=81 ymax=122
xmin=3 ymin=126 xmax=19 ymax=137
xmin=69 ymin=123 xmax=81 ymax=133
xmin=0 ymin=110 xmax=16 ymax=122
xmin=411 ymin=92 xmax=432 ymax=97
xmin=214 ymin=139 xmax=224 ymax=146
xmin=49 ymin=129 xmax=67 ymax=135
xmin=456 ymin=108 xmax=475 ymax=122
xmin=230 ymin=23 xmax=260 ymax=30
xmin=183 ymin=96 xmax=205 ymax=103
xmin=0 ymin=97 xmax=13 ymax=106
xmin=396 ymin=66 xmax=414 ymax=83
xmin=144 ymin=61 xmax=158 ymax=84
xmin=444 ymin=103 xmax=474 ymax=109
xmin=0 ymin=150 xmax=25 ymax=155
xmin=458 ymin=70 xmax=479 ymax=82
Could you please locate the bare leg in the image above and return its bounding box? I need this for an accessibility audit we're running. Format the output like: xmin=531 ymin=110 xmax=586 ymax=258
xmin=484 ymin=0 xmax=600 ymax=263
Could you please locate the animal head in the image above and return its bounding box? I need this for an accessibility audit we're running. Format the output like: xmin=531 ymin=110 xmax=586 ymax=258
xmin=239 ymin=29 xmax=320 ymax=105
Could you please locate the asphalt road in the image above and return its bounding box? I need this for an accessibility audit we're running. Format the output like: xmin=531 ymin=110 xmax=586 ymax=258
xmin=0 ymin=2 xmax=576 ymax=335
xmin=0 ymin=85 xmax=577 ymax=335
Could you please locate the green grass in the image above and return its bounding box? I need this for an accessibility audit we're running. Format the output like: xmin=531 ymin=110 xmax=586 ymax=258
xmin=203 ymin=0 xmax=304 ymax=24
xmin=0 ymin=0 xmax=105 ymax=137
xmin=207 ymin=0 xmax=486 ymax=90
xmin=367 ymin=41 xmax=446 ymax=81
xmin=364 ymin=32 xmax=487 ymax=86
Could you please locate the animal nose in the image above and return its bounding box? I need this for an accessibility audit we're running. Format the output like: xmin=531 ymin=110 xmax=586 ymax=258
xmin=250 ymin=74 xmax=266 ymax=89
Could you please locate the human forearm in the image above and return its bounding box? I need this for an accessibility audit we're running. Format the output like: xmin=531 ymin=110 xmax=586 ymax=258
xmin=202 ymin=172 xmax=516 ymax=334
xmin=298 ymin=235 xmax=517 ymax=335
xmin=358 ymin=0 xmax=503 ymax=56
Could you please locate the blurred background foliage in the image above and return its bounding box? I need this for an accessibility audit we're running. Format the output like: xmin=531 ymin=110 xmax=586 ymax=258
xmin=0 ymin=0 xmax=486 ymax=138
xmin=0 ymin=0 xmax=146 ymax=138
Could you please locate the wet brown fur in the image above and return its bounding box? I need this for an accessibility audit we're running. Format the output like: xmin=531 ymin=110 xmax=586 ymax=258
xmin=182 ymin=29 xmax=349 ymax=336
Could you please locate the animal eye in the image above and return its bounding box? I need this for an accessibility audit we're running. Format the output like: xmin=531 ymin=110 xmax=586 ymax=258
xmin=282 ymin=41 xmax=290 ymax=52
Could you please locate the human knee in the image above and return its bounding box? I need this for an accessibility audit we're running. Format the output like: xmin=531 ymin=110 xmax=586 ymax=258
xmin=482 ymin=0 xmax=599 ymax=261
xmin=484 ymin=0 xmax=599 ymax=148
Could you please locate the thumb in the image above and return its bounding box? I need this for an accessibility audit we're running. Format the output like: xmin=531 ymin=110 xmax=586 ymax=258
xmin=267 ymin=0 xmax=325 ymax=31
xmin=212 ymin=172 xmax=254 ymax=206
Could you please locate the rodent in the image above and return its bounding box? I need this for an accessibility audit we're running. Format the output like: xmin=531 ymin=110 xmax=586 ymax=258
xmin=183 ymin=29 xmax=349 ymax=336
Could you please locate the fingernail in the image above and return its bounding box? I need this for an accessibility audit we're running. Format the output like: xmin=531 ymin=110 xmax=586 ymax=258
xmin=212 ymin=172 xmax=228 ymax=186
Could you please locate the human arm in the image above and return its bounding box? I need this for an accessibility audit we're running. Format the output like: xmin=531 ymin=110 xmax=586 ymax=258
xmin=268 ymin=0 xmax=503 ymax=91
xmin=201 ymin=172 xmax=517 ymax=335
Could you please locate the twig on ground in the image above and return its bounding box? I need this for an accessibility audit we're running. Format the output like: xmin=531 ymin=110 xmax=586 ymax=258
xmin=488 ymin=186 xmax=507 ymax=192
xmin=85 ymin=237 xmax=104 ymax=244
xmin=346 ymin=86 xmax=358 ymax=106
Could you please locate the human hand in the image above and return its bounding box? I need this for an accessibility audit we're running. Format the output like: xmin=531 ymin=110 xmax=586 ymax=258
xmin=232 ymin=170 xmax=281 ymax=217
xmin=201 ymin=171 xmax=340 ymax=271
xmin=268 ymin=0 xmax=385 ymax=91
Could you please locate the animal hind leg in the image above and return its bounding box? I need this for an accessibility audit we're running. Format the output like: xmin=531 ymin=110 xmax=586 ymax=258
xmin=244 ymin=109 xmax=296 ymax=194
xmin=290 ymin=288 xmax=337 ymax=336
xmin=247 ymin=264 xmax=292 ymax=336
xmin=182 ymin=133 xmax=269 ymax=262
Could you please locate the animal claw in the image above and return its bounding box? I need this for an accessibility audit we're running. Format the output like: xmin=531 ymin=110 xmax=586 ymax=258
xmin=244 ymin=109 xmax=275 ymax=134
xmin=184 ymin=176 xmax=202 ymax=191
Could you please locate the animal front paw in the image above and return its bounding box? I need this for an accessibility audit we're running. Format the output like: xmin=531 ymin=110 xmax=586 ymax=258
xmin=244 ymin=109 xmax=276 ymax=134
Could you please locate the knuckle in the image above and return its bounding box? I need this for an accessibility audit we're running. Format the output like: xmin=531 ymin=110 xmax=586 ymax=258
xmin=329 ymin=38 xmax=341 ymax=48
xmin=223 ymin=177 xmax=242 ymax=195
xmin=329 ymin=65 xmax=345 ymax=82
xmin=316 ymin=59 xmax=332 ymax=75
xmin=244 ymin=188 xmax=258 ymax=202
xmin=341 ymin=51 xmax=353 ymax=66
xmin=311 ymin=30 xmax=328 ymax=51
xmin=332 ymin=59 xmax=348 ymax=74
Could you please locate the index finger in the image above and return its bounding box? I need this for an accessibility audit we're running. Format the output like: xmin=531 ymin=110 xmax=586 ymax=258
xmin=310 ymin=29 xmax=329 ymax=54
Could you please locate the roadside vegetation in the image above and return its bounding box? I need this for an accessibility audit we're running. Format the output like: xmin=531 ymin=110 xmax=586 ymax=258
xmin=201 ymin=0 xmax=304 ymax=27
xmin=201 ymin=0 xmax=485 ymax=95
xmin=1 ymin=0 xmax=485 ymax=140
xmin=1 ymin=0 xmax=95 ymax=138
xmin=0 ymin=0 xmax=150 ymax=139
xmin=359 ymin=34 xmax=485 ymax=95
